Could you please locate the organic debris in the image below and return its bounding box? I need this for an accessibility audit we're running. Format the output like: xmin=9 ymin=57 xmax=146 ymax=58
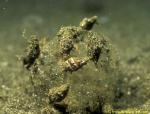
xmin=2 ymin=16 xmax=149 ymax=114
xmin=23 ymin=35 xmax=40 ymax=69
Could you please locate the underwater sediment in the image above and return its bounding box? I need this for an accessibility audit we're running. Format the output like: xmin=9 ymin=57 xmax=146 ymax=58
xmin=0 ymin=16 xmax=150 ymax=114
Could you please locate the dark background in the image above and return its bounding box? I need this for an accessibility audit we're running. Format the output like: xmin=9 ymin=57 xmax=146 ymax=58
xmin=0 ymin=0 xmax=150 ymax=67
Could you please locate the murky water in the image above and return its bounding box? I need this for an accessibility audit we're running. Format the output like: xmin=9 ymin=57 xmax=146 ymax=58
xmin=0 ymin=0 xmax=150 ymax=113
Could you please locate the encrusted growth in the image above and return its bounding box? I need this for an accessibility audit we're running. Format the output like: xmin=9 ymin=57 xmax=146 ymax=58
xmin=21 ymin=16 xmax=114 ymax=114
xmin=57 ymin=26 xmax=85 ymax=58
xmin=48 ymin=84 xmax=69 ymax=103
xmin=23 ymin=35 xmax=40 ymax=69
xmin=86 ymin=32 xmax=109 ymax=66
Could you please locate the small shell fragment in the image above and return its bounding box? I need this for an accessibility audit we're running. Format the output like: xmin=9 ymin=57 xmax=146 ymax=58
xmin=48 ymin=84 xmax=69 ymax=103
xmin=62 ymin=57 xmax=90 ymax=72
xmin=80 ymin=16 xmax=98 ymax=30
